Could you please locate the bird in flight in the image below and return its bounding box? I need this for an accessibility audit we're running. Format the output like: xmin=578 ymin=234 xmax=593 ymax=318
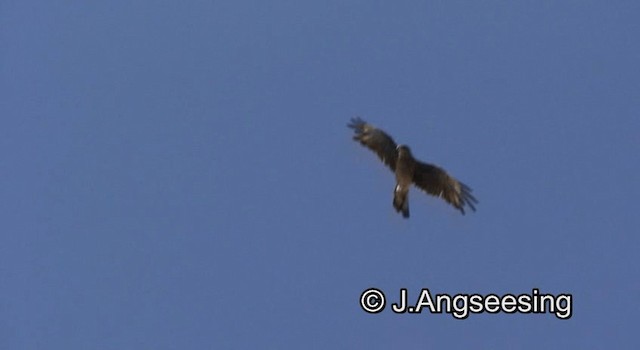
xmin=348 ymin=117 xmax=477 ymax=218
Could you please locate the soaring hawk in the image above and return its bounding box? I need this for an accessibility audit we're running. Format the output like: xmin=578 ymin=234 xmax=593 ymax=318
xmin=348 ymin=117 xmax=477 ymax=218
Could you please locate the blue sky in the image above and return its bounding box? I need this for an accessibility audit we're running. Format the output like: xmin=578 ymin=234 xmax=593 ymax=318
xmin=2 ymin=1 xmax=639 ymax=348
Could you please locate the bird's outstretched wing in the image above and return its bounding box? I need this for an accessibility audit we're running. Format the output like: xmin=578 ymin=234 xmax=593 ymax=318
xmin=412 ymin=161 xmax=478 ymax=214
xmin=348 ymin=117 xmax=398 ymax=172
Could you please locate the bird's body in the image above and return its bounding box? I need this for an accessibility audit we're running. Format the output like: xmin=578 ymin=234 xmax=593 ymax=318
xmin=393 ymin=146 xmax=415 ymax=217
xmin=348 ymin=117 xmax=477 ymax=219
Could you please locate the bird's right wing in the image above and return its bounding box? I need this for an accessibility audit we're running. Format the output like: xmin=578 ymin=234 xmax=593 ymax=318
xmin=412 ymin=161 xmax=478 ymax=215
xmin=348 ymin=117 xmax=398 ymax=172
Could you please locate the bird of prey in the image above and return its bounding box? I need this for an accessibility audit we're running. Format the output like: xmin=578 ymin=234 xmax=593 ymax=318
xmin=348 ymin=117 xmax=477 ymax=218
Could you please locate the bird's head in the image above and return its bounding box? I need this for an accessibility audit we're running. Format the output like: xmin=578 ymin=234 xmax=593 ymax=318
xmin=397 ymin=145 xmax=412 ymax=157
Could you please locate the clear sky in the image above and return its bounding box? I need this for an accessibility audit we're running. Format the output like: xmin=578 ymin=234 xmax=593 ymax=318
xmin=2 ymin=1 xmax=639 ymax=349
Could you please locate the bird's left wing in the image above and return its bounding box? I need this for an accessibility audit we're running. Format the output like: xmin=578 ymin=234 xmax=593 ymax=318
xmin=348 ymin=117 xmax=398 ymax=172
xmin=412 ymin=161 xmax=478 ymax=214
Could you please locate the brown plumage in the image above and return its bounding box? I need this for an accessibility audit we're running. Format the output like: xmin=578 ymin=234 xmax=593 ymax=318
xmin=348 ymin=117 xmax=477 ymax=218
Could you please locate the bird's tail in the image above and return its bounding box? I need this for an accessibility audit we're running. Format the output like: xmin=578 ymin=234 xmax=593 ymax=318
xmin=393 ymin=188 xmax=410 ymax=218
